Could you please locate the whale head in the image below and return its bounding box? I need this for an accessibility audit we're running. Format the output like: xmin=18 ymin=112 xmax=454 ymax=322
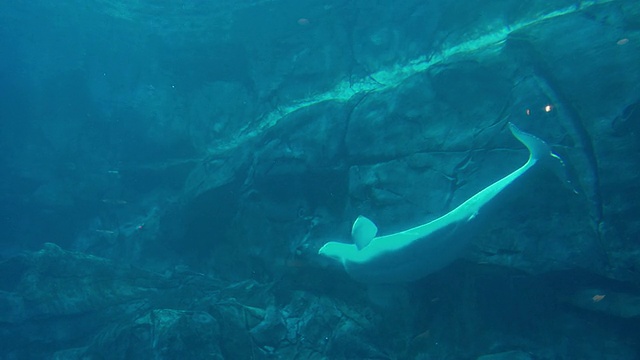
xmin=318 ymin=241 xmax=357 ymax=263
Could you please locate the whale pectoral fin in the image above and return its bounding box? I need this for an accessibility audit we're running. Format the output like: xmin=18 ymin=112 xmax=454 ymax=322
xmin=352 ymin=215 xmax=378 ymax=250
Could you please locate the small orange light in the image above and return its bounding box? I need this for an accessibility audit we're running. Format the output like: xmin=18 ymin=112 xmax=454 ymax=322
xmin=544 ymin=105 xmax=552 ymax=112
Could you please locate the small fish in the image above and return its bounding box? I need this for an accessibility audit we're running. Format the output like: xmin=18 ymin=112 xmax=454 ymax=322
xmin=413 ymin=329 xmax=431 ymax=341
xmin=95 ymin=229 xmax=116 ymax=235
xmin=592 ymin=294 xmax=606 ymax=302
xmin=101 ymin=199 xmax=128 ymax=205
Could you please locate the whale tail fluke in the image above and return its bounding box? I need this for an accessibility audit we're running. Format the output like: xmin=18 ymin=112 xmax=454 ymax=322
xmin=509 ymin=122 xmax=578 ymax=193
xmin=508 ymin=122 xmax=554 ymax=164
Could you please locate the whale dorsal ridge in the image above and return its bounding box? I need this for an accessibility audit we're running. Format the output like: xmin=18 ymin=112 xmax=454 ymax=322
xmin=351 ymin=216 xmax=378 ymax=250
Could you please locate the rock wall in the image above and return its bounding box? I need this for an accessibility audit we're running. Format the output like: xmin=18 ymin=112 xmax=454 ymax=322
xmin=1 ymin=0 xmax=639 ymax=358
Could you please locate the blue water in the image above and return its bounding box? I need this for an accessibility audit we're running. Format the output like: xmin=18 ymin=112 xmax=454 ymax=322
xmin=1 ymin=0 xmax=639 ymax=358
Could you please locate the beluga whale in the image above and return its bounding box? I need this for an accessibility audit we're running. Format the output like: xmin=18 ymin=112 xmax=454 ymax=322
xmin=318 ymin=123 xmax=566 ymax=284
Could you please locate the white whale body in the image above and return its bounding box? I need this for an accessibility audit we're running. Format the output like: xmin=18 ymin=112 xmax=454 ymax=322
xmin=318 ymin=123 xmax=563 ymax=283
